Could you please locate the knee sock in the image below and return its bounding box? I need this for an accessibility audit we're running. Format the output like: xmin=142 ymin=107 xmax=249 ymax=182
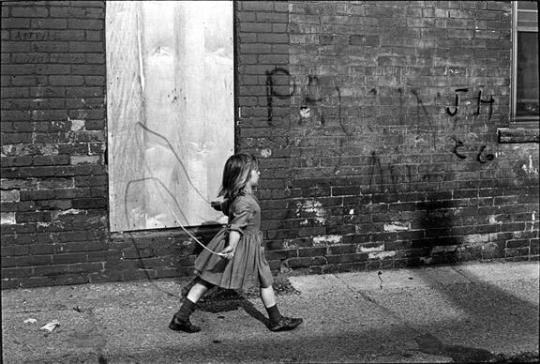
xmin=196 ymin=278 xmax=214 ymax=290
xmin=174 ymin=298 xmax=196 ymax=322
xmin=265 ymin=304 xmax=282 ymax=324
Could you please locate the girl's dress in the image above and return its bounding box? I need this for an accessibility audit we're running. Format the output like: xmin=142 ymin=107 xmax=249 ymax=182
xmin=194 ymin=192 xmax=274 ymax=290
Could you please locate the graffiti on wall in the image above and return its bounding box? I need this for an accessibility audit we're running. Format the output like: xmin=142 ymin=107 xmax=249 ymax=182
xmin=446 ymin=88 xmax=495 ymax=120
xmin=264 ymin=67 xmax=496 ymax=163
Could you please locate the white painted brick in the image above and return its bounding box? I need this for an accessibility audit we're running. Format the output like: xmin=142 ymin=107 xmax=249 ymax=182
xmin=1 ymin=190 xmax=20 ymax=203
xmin=1 ymin=212 xmax=16 ymax=225
xmin=70 ymin=155 xmax=100 ymax=165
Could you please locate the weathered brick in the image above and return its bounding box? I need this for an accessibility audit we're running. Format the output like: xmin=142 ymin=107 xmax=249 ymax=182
xmin=50 ymin=6 xmax=104 ymax=18
xmin=11 ymin=7 xmax=49 ymax=18
xmin=1 ymin=18 xmax=30 ymax=29
xmin=256 ymin=12 xmax=288 ymax=23
xmin=71 ymin=198 xmax=107 ymax=209
xmin=32 ymin=155 xmax=70 ymax=166
xmin=30 ymin=18 xmax=67 ymax=29
xmin=257 ymin=33 xmax=289 ymax=43
xmin=49 ymin=53 xmax=86 ymax=63
xmin=85 ymin=53 xmax=105 ymax=63
xmin=65 ymin=86 xmax=103 ymax=97
xmin=71 ymin=64 xmax=105 ymax=75
xmin=68 ymin=19 xmax=103 ymax=30
xmin=1 ymin=41 xmax=32 ymax=52
xmin=68 ymin=41 xmax=103 ymax=52
xmin=239 ymin=22 xmax=272 ymax=33
xmin=241 ymin=2 xmax=274 ymax=11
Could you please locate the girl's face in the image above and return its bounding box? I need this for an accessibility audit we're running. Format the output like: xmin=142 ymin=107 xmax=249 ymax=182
xmin=248 ymin=166 xmax=260 ymax=187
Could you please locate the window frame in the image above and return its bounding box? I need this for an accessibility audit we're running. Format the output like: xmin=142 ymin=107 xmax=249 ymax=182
xmin=511 ymin=1 xmax=539 ymax=126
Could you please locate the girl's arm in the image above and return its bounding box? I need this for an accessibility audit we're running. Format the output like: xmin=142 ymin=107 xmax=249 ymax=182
xmin=220 ymin=197 xmax=251 ymax=259
xmin=211 ymin=200 xmax=222 ymax=211
xmin=220 ymin=231 xmax=241 ymax=259
xmin=211 ymin=199 xmax=229 ymax=212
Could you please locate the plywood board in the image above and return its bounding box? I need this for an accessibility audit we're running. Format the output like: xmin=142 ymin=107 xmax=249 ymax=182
xmin=106 ymin=1 xmax=234 ymax=232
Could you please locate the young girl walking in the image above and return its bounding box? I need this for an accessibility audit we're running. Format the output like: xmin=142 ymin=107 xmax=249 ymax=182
xmin=169 ymin=153 xmax=303 ymax=333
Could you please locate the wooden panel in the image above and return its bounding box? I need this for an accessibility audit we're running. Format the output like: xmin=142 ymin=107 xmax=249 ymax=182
xmin=106 ymin=1 xmax=234 ymax=232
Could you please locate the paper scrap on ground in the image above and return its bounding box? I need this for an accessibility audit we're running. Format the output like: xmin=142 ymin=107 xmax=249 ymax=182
xmin=40 ymin=320 xmax=60 ymax=332
xmin=24 ymin=318 xmax=37 ymax=324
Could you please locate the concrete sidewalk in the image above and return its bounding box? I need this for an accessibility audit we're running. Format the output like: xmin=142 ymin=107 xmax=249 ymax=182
xmin=2 ymin=261 xmax=539 ymax=363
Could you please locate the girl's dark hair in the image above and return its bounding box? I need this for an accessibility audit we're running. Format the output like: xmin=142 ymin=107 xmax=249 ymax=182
xmin=219 ymin=153 xmax=259 ymax=200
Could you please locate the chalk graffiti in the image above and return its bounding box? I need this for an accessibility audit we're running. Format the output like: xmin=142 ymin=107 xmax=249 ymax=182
xmin=367 ymin=151 xmax=417 ymax=194
xmin=446 ymin=88 xmax=469 ymax=116
xmin=335 ymin=86 xmax=354 ymax=136
xmin=411 ymin=88 xmax=437 ymax=148
xmin=265 ymin=67 xmax=296 ymax=125
xmin=450 ymin=137 xmax=495 ymax=163
xmin=476 ymin=145 xmax=495 ymax=164
xmin=263 ymin=67 xmax=497 ymax=162
xmin=305 ymin=75 xmax=322 ymax=105
xmin=369 ymin=151 xmax=385 ymax=193
xmin=445 ymin=88 xmax=494 ymax=121
xmin=13 ymin=31 xmax=49 ymax=41
xmin=397 ymin=87 xmax=405 ymax=124
xmin=474 ymin=90 xmax=495 ymax=120
xmin=265 ymin=68 xmax=497 ymax=127
xmin=451 ymin=137 xmax=467 ymax=159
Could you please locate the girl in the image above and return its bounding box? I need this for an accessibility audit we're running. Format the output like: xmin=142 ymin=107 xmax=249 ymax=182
xmin=169 ymin=153 xmax=303 ymax=333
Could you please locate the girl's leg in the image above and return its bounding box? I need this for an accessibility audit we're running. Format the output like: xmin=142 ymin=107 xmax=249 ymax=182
xmin=260 ymin=285 xmax=276 ymax=308
xmin=186 ymin=282 xmax=210 ymax=303
xmin=260 ymin=285 xmax=303 ymax=332
xmin=170 ymin=278 xmax=213 ymax=333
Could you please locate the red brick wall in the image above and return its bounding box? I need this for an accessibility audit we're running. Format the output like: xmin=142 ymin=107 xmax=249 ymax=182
xmin=1 ymin=1 xmax=538 ymax=288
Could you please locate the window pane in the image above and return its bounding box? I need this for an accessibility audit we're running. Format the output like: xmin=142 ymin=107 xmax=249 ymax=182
xmin=516 ymin=31 xmax=539 ymax=118
xmin=517 ymin=10 xmax=539 ymax=28
xmin=518 ymin=1 xmax=537 ymax=11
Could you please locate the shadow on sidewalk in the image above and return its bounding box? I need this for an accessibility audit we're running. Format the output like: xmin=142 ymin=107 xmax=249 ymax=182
xmin=177 ymin=278 xmax=271 ymax=327
xmin=177 ymin=272 xmax=301 ymax=328
xmin=91 ymin=322 xmax=538 ymax=364
xmin=389 ymin=194 xmax=540 ymax=362
xmin=406 ymin=266 xmax=539 ymax=362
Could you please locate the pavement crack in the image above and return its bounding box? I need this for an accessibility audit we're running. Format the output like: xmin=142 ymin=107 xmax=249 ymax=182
xmin=450 ymin=266 xmax=477 ymax=284
xmin=332 ymin=274 xmax=424 ymax=336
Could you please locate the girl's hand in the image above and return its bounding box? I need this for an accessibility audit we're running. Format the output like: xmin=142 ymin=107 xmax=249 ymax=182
xmin=219 ymin=245 xmax=235 ymax=260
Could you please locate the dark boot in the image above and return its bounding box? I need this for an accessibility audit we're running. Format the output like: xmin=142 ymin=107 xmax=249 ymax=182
xmin=169 ymin=298 xmax=201 ymax=333
xmin=266 ymin=304 xmax=303 ymax=332
xmin=168 ymin=317 xmax=201 ymax=333
xmin=269 ymin=316 xmax=303 ymax=332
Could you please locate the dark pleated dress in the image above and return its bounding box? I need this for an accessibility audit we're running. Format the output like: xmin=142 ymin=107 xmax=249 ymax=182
xmin=194 ymin=193 xmax=274 ymax=290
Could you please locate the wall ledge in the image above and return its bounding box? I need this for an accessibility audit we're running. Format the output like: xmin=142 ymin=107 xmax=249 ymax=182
xmin=498 ymin=128 xmax=540 ymax=143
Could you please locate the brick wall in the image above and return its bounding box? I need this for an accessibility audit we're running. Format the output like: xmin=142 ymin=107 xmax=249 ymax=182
xmin=1 ymin=1 xmax=538 ymax=288
xmin=235 ymin=0 xmax=539 ymax=274
xmin=1 ymin=1 xmax=110 ymax=288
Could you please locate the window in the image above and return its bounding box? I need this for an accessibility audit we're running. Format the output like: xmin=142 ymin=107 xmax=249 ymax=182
xmin=512 ymin=1 xmax=539 ymax=124
xmin=105 ymin=1 xmax=234 ymax=232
